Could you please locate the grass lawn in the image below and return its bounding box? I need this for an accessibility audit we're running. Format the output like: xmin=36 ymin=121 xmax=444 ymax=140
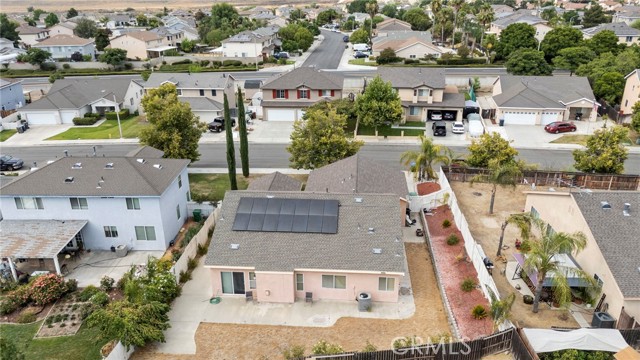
xmin=550 ymin=134 xmax=590 ymax=146
xmin=188 ymin=174 xmax=250 ymax=202
xmin=0 ymin=321 xmax=109 ymax=360
xmin=348 ymin=59 xmax=377 ymax=66
xmin=401 ymin=121 xmax=426 ymax=128
xmin=359 ymin=124 xmax=424 ymax=136
xmin=0 ymin=129 xmax=17 ymax=142
xmin=46 ymin=117 xmax=148 ymax=140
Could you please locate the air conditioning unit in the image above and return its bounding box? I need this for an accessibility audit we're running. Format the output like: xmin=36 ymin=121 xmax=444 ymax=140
xmin=591 ymin=312 xmax=616 ymax=328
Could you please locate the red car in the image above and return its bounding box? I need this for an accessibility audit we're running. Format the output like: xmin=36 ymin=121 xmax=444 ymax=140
xmin=544 ymin=121 xmax=577 ymax=134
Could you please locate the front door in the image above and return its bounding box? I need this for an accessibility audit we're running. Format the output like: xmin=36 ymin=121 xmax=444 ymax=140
xmin=221 ymin=271 xmax=246 ymax=294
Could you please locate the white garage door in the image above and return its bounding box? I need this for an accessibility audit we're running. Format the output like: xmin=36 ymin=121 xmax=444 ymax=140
xmin=503 ymin=111 xmax=536 ymax=125
xmin=541 ymin=112 xmax=560 ymax=126
xmin=60 ymin=111 xmax=78 ymax=124
xmin=193 ymin=111 xmax=220 ymax=123
xmin=24 ymin=112 xmax=57 ymax=125
xmin=267 ymin=108 xmax=297 ymax=122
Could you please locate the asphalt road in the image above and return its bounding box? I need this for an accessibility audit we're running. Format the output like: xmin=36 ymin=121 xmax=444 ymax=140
xmin=4 ymin=143 xmax=640 ymax=175
xmin=302 ymin=29 xmax=348 ymax=70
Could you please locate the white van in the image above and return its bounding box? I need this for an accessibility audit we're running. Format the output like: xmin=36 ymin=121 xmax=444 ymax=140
xmin=468 ymin=119 xmax=485 ymax=137
xmin=353 ymin=43 xmax=370 ymax=52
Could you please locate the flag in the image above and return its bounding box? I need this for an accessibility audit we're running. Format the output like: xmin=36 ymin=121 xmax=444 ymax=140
xmin=469 ymin=86 xmax=476 ymax=102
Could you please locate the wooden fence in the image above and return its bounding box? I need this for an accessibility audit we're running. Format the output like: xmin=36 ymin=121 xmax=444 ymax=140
xmin=442 ymin=166 xmax=640 ymax=191
xmin=620 ymin=329 xmax=640 ymax=349
xmin=618 ymin=307 xmax=640 ymax=330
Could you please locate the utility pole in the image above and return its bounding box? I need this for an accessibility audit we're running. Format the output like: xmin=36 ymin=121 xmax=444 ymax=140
xmin=113 ymin=94 xmax=123 ymax=139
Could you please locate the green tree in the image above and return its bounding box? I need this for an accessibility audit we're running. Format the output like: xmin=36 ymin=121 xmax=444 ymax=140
xmin=585 ymin=30 xmax=620 ymax=55
xmin=237 ymin=88 xmax=249 ymax=177
xmin=631 ymin=102 xmax=640 ymax=133
xmin=573 ymin=127 xmax=629 ymax=174
xmin=99 ymin=48 xmax=127 ymax=67
xmin=631 ymin=19 xmax=640 ymax=30
xmin=210 ymin=3 xmax=240 ymax=29
xmin=23 ymin=16 xmax=36 ymax=27
xmin=316 ymin=9 xmax=339 ymax=26
xmin=495 ymin=23 xmax=537 ymax=60
xmin=433 ymin=7 xmax=454 ymax=43
xmin=562 ymin=10 xmax=581 ymax=26
xmin=73 ymin=18 xmax=97 ymax=38
xmin=505 ymin=49 xmax=553 ymax=76
xmin=488 ymin=290 xmax=516 ymax=331
xmin=497 ymin=212 xmax=535 ymax=257
xmin=279 ymin=23 xmax=314 ymax=51
xmin=140 ymin=83 xmax=206 ymax=162
xmin=0 ymin=338 xmax=25 ymax=360
xmin=289 ymin=9 xmax=306 ymax=22
xmin=0 ymin=13 xmax=20 ymax=42
xmin=180 ymin=39 xmax=196 ymax=52
xmin=376 ymin=47 xmax=399 ymax=64
xmin=23 ymin=48 xmax=52 ymax=67
xmin=552 ymin=46 xmax=596 ymax=76
xmin=66 ymin=8 xmax=78 ymax=19
xmin=349 ymin=28 xmax=370 ymax=44
xmin=354 ymin=76 xmax=403 ymax=131
xmin=457 ymin=44 xmax=470 ymax=58
xmin=593 ymin=71 xmax=625 ymax=105
xmin=400 ymin=136 xmax=448 ymax=180
xmin=87 ymin=300 xmax=170 ymax=348
xmin=539 ymin=26 xmax=584 ymax=62
xmin=223 ymin=93 xmax=238 ymax=189
xmin=403 ymin=7 xmax=432 ymax=31
xmin=471 ymin=160 xmax=522 ymax=214
xmin=582 ymin=4 xmax=608 ymax=29
xmin=467 ymin=132 xmax=518 ymax=168
xmin=348 ymin=0 xmax=375 ymax=14
xmin=381 ymin=4 xmax=397 ymax=18
xmin=288 ymin=105 xmax=363 ymax=169
xmin=136 ymin=14 xmax=148 ymax=27
xmin=44 ymin=13 xmax=60 ymax=27
xmin=33 ymin=9 xmax=45 ymax=21
xmin=94 ymin=29 xmax=111 ymax=51
xmin=540 ymin=8 xmax=557 ymax=22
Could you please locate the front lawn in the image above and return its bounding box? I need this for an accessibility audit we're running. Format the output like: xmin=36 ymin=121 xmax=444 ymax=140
xmin=550 ymin=134 xmax=590 ymax=146
xmin=0 ymin=129 xmax=17 ymax=142
xmin=401 ymin=121 xmax=426 ymax=128
xmin=358 ymin=124 xmax=424 ymax=136
xmin=46 ymin=117 xmax=149 ymax=140
xmin=188 ymin=174 xmax=250 ymax=202
xmin=0 ymin=321 xmax=109 ymax=360
xmin=348 ymin=59 xmax=377 ymax=66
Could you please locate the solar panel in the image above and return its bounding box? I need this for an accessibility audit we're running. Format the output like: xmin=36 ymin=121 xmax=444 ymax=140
xmin=232 ymin=197 xmax=339 ymax=234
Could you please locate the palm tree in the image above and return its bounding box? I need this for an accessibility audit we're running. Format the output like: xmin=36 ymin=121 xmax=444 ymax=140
xmin=470 ymin=160 xmax=521 ymax=215
xmin=524 ymin=221 xmax=593 ymax=313
xmin=476 ymin=4 xmax=494 ymax=56
xmin=365 ymin=2 xmax=379 ymax=42
xmin=488 ymin=289 xmax=516 ymax=331
xmin=400 ymin=135 xmax=449 ymax=181
xmin=450 ymin=0 xmax=465 ymax=47
xmin=497 ymin=212 xmax=535 ymax=257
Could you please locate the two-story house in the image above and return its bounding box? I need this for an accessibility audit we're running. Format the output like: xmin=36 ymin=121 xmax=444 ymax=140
xmin=260 ymin=67 xmax=344 ymax=121
xmin=582 ymin=22 xmax=640 ymax=46
xmin=612 ymin=6 xmax=640 ymax=26
xmin=377 ymin=67 xmax=464 ymax=122
xmin=620 ymin=69 xmax=640 ymax=123
xmin=217 ymin=26 xmax=280 ymax=62
xmin=33 ymin=35 xmax=96 ymax=60
xmin=0 ymin=78 xmax=25 ymax=112
xmin=150 ymin=26 xmax=184 ymax=48
xmin=0 ymin=148 xmax=190 ymax=257
xmin=144 ymin=72 xmax=237 ymax=122
xmin=489 ymin=10 xmax=552 ymax=43
xmin=107 ymin=31 xmax=164 ymax=60
xmin=16 ymin=24 xmax=50 ymax=47
xmin=48 ymin=22 xmax=77 ymax=36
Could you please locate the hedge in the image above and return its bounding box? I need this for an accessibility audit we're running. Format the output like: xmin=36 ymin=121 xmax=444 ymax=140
xmin=105 ymin=109 xmax=130 ymax=120
xmin=73 ymin=117 xmax=100 ymax=125
xmin=436 ymin=57 xmax=487 ymax=65
xmin=172 ymin=59 xmax=192 ymax=65
xmin=222 ymin=60 xmax=243 ymax=67
xmin=83 ymin=112 xmax=100 ymax=118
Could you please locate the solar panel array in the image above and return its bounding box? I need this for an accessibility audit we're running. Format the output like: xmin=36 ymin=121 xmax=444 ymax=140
xmin=232 ymin=197 xmax=339 ymax=234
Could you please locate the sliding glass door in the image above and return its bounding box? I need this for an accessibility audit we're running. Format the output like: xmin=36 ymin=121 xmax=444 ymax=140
xmin=221 ymin=272 xmax=246 ymax=294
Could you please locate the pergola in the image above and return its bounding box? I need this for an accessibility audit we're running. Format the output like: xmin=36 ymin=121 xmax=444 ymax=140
xmin=0 ymin=220 xmax=87 ymax=280
xmin=147 ymin=45 xmax=177 ymax=59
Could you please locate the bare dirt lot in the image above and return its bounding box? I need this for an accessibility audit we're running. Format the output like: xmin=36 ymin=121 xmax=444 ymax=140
xmin=132 ymin=243 xmax=450 ymax=360
xmin=449 ymin=182 xmax=579 ymax=329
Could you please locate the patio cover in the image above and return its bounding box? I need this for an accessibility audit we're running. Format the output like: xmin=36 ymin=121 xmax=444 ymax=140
xmin=147 ymin=45 xmax=177 ymax=52
xmin=522 ymin=328 xmax=629 ymax=353
xmin=0 ymin=220 xmax=87 ymax=258
xmin=513 ymin=253 xmax=591 ymax=287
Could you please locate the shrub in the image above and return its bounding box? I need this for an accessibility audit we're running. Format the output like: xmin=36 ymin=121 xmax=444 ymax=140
xmin=65 ymin=279 xmax=78 ymax=293
xmin=172 ymin=59 xmax=192 ymax=65
xmin=60 ymin=323 xmax=66 ymax=327
xmin=222 ymin=60 xmax=242 ymax=67
xmin=362 ymin=340 xmax=377 ymax=352
xmin=172 ymin=249 xmax=182 ymax=262
xmin=442 ymin=219 xmax=451 ymax=228
xmin=461 ymin=278 xmax=476 ymax=292
xmin=100 ymin=276 xmax=115 ymax=292
xmin=187 ymin=257 xmax=198 ymax=271
xmin=211 ymin=60 xmax=222 ymax=67
xmin=124 ymin=62 xmax=133 ymax=70
xmin=16 ymin=311 xmax=36 ymax=324
xmin=446 ymin=234 xmax=459 ymax=245
xmin=197 ymin=243 xmax=208 ymax=256
xmin=30 ymin=274 xmax=68 ymax=306
xmin=62 ymin=63 xmax=71 ymax=69
xmin=523 ymin=295 xmax=534 ymax=304
xmin=312 ymin=339 xmax=344 ymax=355
xmin=40 ymin=62 xmax=57 ymax=71
xmin=90 ymin=292 xmax=109 ymax=307
xmin=471 ymin=305 xmax=488 ymax=319
xmin=0 ymin=298 xmax=19 ymax=315
xmin=105 ymin=109 xmax=130 ymax=120
xmin=282 ymin=344 xmax=306 ymax=359
xmin=200 ymin=60 xmax=210 ymax=67
xmin=393 ymin=336 xmax=418 ymax=349
xmin=79 ymin=303 xmax=98 ymax=319
xmin=82 ymin=54 xmax=92 ymax=62
xmin=48 ymin=73 xmax=64 ymax=83
xmin=83 ymin=112 xmax=100 ymax=118
xmin=278 ymin=58 xmax=287 ymax=65
xmin=179 ymin=270 xmax=192 ymax=284
xmin=436 ymin=57 xmax=487 ymax=65
xmin=78 ymin=285 xmax=101 ymax=302
xmin=404 ymin=59 xmax=419 ymax=64
xmin=73 ymin=117 xmax=99 ymax=125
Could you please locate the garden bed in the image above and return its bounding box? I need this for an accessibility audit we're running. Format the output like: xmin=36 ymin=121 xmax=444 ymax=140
xmin=417 ymin=182 xmax=441 ymax=195
xmin=36 ymin=299 xmax=86 ymax=338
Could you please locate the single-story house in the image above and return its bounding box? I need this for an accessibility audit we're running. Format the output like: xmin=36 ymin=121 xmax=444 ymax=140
xmin=372 ymin=31 xmax=442 ymax=59
xmin=375 ymin=18 xmax=412 ymax=36
xmin=33 ymin=35 xmax=96 ymax=60
xmin=489 ymin=10 xmax=552 ymax=42
xmin=612 ymin=5 xmax=640 ymax=25
xmin=620 ymin=69 xmax=640 ymax=123
xmin=247 ymin=172 xmax=303 ymax=191
xmin=582 ymin=22 xmax=640 ymax=46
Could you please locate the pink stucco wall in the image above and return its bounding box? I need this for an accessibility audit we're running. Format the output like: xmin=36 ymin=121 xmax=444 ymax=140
xmin=255 ymin=272 xmax=295 ymax=303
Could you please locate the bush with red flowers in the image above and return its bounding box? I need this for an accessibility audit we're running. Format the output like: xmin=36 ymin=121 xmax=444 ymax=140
xmin=30 ymin=274 xmax=69 ymax=306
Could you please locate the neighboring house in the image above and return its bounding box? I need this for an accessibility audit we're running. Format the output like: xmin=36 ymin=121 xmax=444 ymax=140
xmin=0 ymin=149 xmax=190 ymax=255
xmin=16 ymin=24 xmax=50 ymax=47
xmin=582 ymin=22 xmax=640 ymax=45
xmin=33 ymin=35 xmax=96 ymax=60
xmin=0 ymin=38 xmax=26 ymax=64
xmin=351 ymin=12 xmax=371 ymax=24
xmin=612 ymin=6 xmax=640 ymax=25
xmin=216 ymin=26 xmax=280 ymax=61
xmin=48 ymin=22 xmax=77 ymax=36
xmin=108 ymin=31 xmax=166 ymax=60
xmin=150 ymin=26 xmax=184 ymax=47
xmin=162 ymin=16 xmax=199 ymax=41
xmin=247 ymin=171 xmax=303 ymax=191
xmin=620 ymin=69 xmax=640 ymax=123
xmin=492 ymin=75 xmax=598 ymax=125
xmin=204 ymin=191 xmax=406 ymax=303
xmin=105 ymin=14 xmax=136 ymax=29
xmin=524 ymin=191 xmax=640 ymax=329
xmin=144 ymin=72 xmax=236 ymax=122
xmin=243 ymin=79 xmax=263 ymax=101
xmin=489 ymin=10 xmax=552 ymax=42
xmin=377 ymin=67 xmax=465 ymax=122
xmin=0 ymin=78 xmax=25 ymax=111
xmin=491 ymin=4 xmax=515 ymax=18
xmin=601 ymin=1 xmax=623 ymax=12
xmin=19 ymin=78 xmax=144 ymax=125
xmin=260 ymin=67 xmax=343 ymax=121
xmin=372 ymin=31 xmax=442 ymax=59
xmin=375 ymin=18 xmax=412 ymax=35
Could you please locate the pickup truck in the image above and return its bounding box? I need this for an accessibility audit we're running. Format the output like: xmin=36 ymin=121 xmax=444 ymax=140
xmin=208 ymin=117 xmax=236 ymax=133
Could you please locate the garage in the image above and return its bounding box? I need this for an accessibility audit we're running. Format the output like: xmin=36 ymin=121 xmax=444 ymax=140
xmin=60 ymin=110 xmax=79 ymax=124
xmin=22 ymin=112 xmax=57 ymax=125
xmin=193 ymin=111 xmax=222 ymax=123
xmin=503 ymin=111 xmax=536 ymax=125
xmin=266 ymin=108 xmax=297 ymax=122
xmin=541 ymin=112 xmax=561 ymax=126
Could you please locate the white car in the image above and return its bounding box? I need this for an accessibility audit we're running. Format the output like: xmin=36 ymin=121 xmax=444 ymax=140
xmin=452 ymin=122 xmax=465 ymax=134
xmin=430 ymin=111 xmax=443 ymax=120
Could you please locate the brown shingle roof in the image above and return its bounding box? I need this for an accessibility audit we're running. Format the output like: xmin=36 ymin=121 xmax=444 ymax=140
xmin=34 ymin=35 xmax=93 ymax=46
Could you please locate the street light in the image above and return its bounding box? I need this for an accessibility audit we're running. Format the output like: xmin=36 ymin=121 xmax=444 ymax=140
xmin=113 ymin=94 xmax=123 ymax=139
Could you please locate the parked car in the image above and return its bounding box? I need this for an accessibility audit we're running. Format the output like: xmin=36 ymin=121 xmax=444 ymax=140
xmin=343 ymin=35 xmax=349 ymax=42
xmin=430 ymin=111 xmax=443 ymax=121
xmin=467 ymin=113 xmax=481 ymax=122
xmin=354 ymin=51 xmax=368 ymax=59
xmin=208 ymin=117 xmax=237 ymax=133
xmin=544 ymin=121 xmax=577 ymax=134
xmin=0 ymin=155 xmax=24 ymax=171
xmin=451 ymin=121 xmax=465 ymax=134
xmin=443 ymin=112 xmax=455 ymax=120
xmin=273 ymin=52 xmax=290 ymax=60
xmin=432 ymin=121 xmax=446 ymax=136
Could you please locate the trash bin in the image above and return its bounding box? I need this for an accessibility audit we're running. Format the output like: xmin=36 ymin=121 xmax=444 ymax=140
xmin=499 ymin=118 xmax=505 ymax=126
xmin=17 ymin=126 xmax=24 ymax=134
xmin=193 ymin=209 xmax=202 ymax=222
xmin=358 ymin=292 xmax=372 ymax=312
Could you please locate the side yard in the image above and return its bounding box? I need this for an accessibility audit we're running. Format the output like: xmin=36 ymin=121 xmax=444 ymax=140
xmin=188 ymin=173 xmax=309 ymax=203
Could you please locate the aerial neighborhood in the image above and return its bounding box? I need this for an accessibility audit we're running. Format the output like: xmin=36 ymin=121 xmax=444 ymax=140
xmin=1 ymin=0 xmax=640 ymax=359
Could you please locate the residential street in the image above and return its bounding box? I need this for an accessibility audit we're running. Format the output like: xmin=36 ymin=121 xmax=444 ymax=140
xmin=302 ymin=29 xmax=348 ymax=69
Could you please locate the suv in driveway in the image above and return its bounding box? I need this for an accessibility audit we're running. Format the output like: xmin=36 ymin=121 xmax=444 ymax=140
xmin=273 ymin=52 xmax=290 ymax=60
xmin=432 ymin=121 xmax=446 ymax=136
xmin=1 ymin=155 xmax=24 ymax=171
xmin=208 ymin=117 xmax=236 ymax=132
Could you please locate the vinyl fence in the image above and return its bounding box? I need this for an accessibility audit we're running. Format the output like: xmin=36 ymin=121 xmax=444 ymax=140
xmin=170 ymin=207 xmax=220 ymax=282
xmin=104 ymin=341 xmax=135 ymax=360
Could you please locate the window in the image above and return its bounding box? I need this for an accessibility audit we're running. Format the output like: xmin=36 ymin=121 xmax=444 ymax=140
xmin=221 ymin=272 xmax=246 ymax=294
xmin=135 ymin=226 xmax=156 ymax=241
xmin=296 ymin=274 xmax=304 ymax=291
xmin=594 ymin=274 xmax=603 ymax=288
xmin=409 ymin=106 xmax=420 ymax=116
xmin=176 ymin=205 xmax=181 ymax=219
xmin=626 ymin=36 xmax=633 ymax=42
xmin=186 ymin=191 xmax=191 ymax=201
xmin=177 ymin=89 xmax=182 ymax=96
xmin=177 ymin=175 xmax=182 ymax=188
xmin=530 ymin=206 xmax=539 ymax=219
xmin=409 ymin=54 xmax=416 ymax=59
xmin=546 ymin=225 xmax=556 ymax=238
xmin=276 ymin=90 xmax=286 ymax=99
xmin=104 ymin=226 xmax=118 ymax=238
xmin=70 ymin=197 xmax=88 ymax=210
xmin=126 ymin=197 xmax=140 ymax=210
xmin=249 ymin=272 xmax=256 ymax=289
xmin=15 ymin=197 xmax=44 ymax=210
xmin=299 ymin=89 xmax=309 ymax=99
xmin=211 ymin=89 xmax=217 ymax=96
xmin=130 ymin=98 xmax=134 ymax=105
xmin=321 ymin=275 xmax=346 ymax=289
xmin=321 ymin=90 xmax=332 ymax=97
xmin=199 ymin=89 xmax=205 ymax=96
xmin=378 ymin=277 xmax=395 ymax=291
xmin=418 ymin=89 xmax=429 ymax=96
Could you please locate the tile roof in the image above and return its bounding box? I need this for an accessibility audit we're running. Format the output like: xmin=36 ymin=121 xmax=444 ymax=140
xmin=0 ymin=156 xmax=189 ymax=197
xmin=34 ymin=34 xmax=94 ymax=46
xmin=573 ymin=192 xmax=640 ymax=297
xmin=493 ymin=75 xmax=595 ymax=109
xmin=145 ymin=72 xmax=233 ymax=89
xmin=261 ymin=67 xmax=343 ymax=90
xmin=247 ymin=172 xmax=303 ymax=191
xmin=582 ymin=22 xmax=640 ymax=37
xmin=377 ymin=67 xmax=446 ymax=89
xmin=0 ymin=220 xmax=88 ymax=258
xmin=244 ymin=79 xmax=263 ymax=89
xmin=306 ymin=154 xmax=408 ymax=199
xmin=204 ymin=191 xmax=406 ymax=273
xmin=179 ymin=97 xmax=223 ymax=112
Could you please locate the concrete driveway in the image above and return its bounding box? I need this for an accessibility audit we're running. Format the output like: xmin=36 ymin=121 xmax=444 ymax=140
xmin=200 ymin=120 xmax=293 ymax=144
xmin=493 ymin=119 xmax=607 ymax=149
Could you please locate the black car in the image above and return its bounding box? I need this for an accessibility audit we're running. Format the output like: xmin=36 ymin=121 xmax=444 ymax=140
xmin=343 ymin=35 xmax=349 ymax=42
xmin=0 ymin=155 xmax=24 ymax=171
xmin=208 ymin=117 xmax=236 ymax=132
xmin=443 ymin=112 xmax=455 ymax=120
xmin=432 ymin=121 xmax=446 ymax=136
xmin=354 ymin=51 xmax=367 ymax=59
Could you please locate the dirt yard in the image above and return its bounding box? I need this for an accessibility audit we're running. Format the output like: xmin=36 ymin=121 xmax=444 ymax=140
xmin=449 ymin=182 xmax=579 ymax=329
xmin=417 ymin=182 xmax=441 ymax=195
xmin=132 ymin=243 xmax=450 ymax=360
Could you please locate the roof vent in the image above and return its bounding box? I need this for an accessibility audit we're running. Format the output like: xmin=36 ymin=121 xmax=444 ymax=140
xmin=395 ymin=236 xmax=400 ymax=243
xmin=64 ymin=177 xmax=74 ymax=183
xmin=72 ymin=162 xmax=82 ymax=169
xmin=153 ymin=164 xmax=163 ymax=170
xmin=105 ymin=163 xmax=114 ymax=169
xmin=601 ymin=201 xmax=611 ymax=209
xmin=623 ymin=203 xmax=631 ymax=217
xmin=137 ymin=158 xmax=146 ymax=164
xmin=372 ymin=248 xmax=382 ymax=254
xmin=355 ymin=197 xmax=363 ymax=203
xmin=368 ymin=227 xmax=375 ymax=233
xmin=230 ymin=244 xmax=240 ymax=250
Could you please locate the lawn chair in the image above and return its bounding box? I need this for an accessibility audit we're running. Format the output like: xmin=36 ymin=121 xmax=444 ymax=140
xmin=245 ymin=291 xmax=254 ymax=302
xmin=305 ymin=292 xmax=313 ymax=304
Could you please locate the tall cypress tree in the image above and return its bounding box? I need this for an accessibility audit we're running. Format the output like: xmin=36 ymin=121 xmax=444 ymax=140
xmin=237 ymin=87 xmax=250 ymax=177
xmin=224 ymin=94 xmax=237 ymax=190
